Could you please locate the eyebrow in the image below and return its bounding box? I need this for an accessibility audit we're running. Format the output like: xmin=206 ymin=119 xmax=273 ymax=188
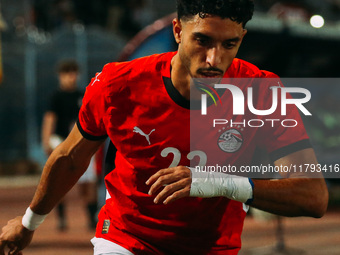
xmin=193 ymin=32 xmax=241 ymax=43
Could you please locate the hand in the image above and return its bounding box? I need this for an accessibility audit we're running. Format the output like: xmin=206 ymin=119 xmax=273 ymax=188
xmin=146 ymin=166 xmax=192 ymax=205
xmin=0 ymin=217 xmax=34 ymax=255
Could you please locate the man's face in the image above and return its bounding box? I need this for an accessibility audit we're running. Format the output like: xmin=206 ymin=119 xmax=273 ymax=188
xmin=173 ymin=15 xmax=247 ymax=78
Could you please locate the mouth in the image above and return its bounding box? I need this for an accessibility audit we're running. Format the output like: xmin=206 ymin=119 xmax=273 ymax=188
xmin=197 ymin=68 xmax=224 ymax=78
xmin=199 ymin=72 xmax=223 ymax=78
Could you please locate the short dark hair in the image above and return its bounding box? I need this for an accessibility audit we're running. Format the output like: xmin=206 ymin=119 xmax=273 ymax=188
xmin=176 ymin=0 xmax=254 ymax=27
xmin=57 ymin=59 xmax=79 ymax=73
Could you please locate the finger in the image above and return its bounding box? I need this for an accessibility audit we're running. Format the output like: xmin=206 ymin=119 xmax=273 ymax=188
xmin=148 ymin=171 xmax=184 ymax=196
xmin=153 ymin=178 xmax=190 ymax=204
xmin=163 ymin=188 xmax=190 ymax=205
xmin=149 ymin=167 xmax=192 ymax=196
xmin=148 ymin=175 xmax=172 ymax=196
xmin=9 ymin=246 xmax=21 ymax=255
xmin=146 ymin=168 xmax=173 ymax=186
xmin=8 ymin=243 xmax=23 ymax=255
xmin=0 ymin=241 xmax=6 ymax=255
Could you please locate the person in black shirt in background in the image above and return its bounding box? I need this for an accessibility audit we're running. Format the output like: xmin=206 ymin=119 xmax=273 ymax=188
xmin=41 ymin=59 xmax=98 ymax=231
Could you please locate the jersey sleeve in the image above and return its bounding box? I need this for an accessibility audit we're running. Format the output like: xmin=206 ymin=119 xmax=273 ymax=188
xmin=77 ymin=71 xmax=108 ymax=141
xmin=255 ymin=75 xmax=311 ymax=162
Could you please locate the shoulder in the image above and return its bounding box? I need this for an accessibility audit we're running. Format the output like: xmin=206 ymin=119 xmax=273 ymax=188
xmin=99 ymin=52 xmax=172 ymax=84
xmin=85 ymin=52 xmax=173 ymax=99
xmin=227 ymin=58 xmax=279 ymax=78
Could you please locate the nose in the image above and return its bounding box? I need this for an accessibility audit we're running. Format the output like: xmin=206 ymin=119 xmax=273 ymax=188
xmin=206 ymin=47 xmax=222 ymax=67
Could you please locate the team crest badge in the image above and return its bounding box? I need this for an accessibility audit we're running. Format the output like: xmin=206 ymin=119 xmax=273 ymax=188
xmin=218 ymin=129 xmax=243 ymax=153
xmin=102 ymin=219 xmax=110 ymax=234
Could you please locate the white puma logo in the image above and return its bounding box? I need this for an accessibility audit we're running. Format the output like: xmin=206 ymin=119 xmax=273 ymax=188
xmin=90 ymin=72 xmax=101 ymax=86
xmin=133 ymin=126 xmax=155 ymax=145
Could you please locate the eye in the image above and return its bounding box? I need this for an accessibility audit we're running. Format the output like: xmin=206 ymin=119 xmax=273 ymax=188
xmin=223 ymin=41 xmax=237 ymax=49
xmin=196 ymin=37 xmax=210 ymax=47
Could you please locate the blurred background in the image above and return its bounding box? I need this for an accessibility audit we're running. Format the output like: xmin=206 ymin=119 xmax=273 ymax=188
xmin=2 ymin=0 xmax=339 ymax=199
xmin=0 ymin=0 xmax=340 ymax=201
xmin=0 ymin=0 xmax=339 ymax=254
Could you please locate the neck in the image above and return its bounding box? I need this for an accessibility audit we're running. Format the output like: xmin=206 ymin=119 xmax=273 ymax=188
xmin=171 ymin=54 xmax=203 ymax=101
xmin=60 ymin=85 xmax=77 ymax=92
xmin=170 ymin=54 xmax=193 ymax=100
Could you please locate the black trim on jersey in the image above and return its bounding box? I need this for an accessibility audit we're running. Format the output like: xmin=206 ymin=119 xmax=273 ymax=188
xmin=162 ymin=76 xmax=221 ymax=110
xmin=104 ymin=141 xmax=117 ymax=176
xmin=76 ymin=119 xmax=108 ymax=141
xmin=163 ymin=76 xmax=190 ymax=109
xmin=269 ymin=139 xmax=312 ymax=162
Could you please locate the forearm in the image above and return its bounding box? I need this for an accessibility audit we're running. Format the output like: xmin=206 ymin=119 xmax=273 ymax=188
xmin=29 ymin=147 xmax=90 ymax=215
xmin=32 ymin=125 xmax=104 ymax=215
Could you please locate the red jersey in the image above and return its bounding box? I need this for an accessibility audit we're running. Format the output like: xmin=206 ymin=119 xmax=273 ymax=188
xmin=77 ymin=52 xmax=310 ymax=254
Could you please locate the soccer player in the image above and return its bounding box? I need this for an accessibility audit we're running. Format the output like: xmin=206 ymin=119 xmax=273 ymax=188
xmin=0 ymin=1 xmax=328 ymax=255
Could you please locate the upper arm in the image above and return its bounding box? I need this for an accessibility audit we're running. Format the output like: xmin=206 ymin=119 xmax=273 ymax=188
xmin=273 ymin=148 xmax=328 ymax=217
xmin=57 ymin=124 xmax=106 ymax=170
xmin=274 ymin=148 xmax=321 ymax=178
xmin=274 ymin=148 xmax=328 ymax=204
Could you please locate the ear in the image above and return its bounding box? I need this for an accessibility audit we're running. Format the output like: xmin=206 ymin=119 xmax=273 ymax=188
xmin=241 ymin=29 xmax=247 ymax=41
xmin=172 ymin=18 xmax=182 ymax=44
xmin=236 ymin=29 xmax=247 ymax=48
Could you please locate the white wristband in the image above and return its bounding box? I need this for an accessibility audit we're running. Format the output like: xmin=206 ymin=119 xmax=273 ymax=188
xmin=22 ymin=207 xmax=47 ymax=231
xmin=189 ymin=167 xmax=254 ymax=203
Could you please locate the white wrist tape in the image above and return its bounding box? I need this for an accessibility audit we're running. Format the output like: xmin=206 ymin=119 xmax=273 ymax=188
xmin=22 ymin=207 xmax=47 ymax=231
xmin=189 ymin=167 xmax=253 ymax=203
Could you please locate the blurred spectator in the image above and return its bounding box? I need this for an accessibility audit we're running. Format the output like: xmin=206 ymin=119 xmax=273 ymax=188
xmin=41 ymin=59 xmax=98 ymax=231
